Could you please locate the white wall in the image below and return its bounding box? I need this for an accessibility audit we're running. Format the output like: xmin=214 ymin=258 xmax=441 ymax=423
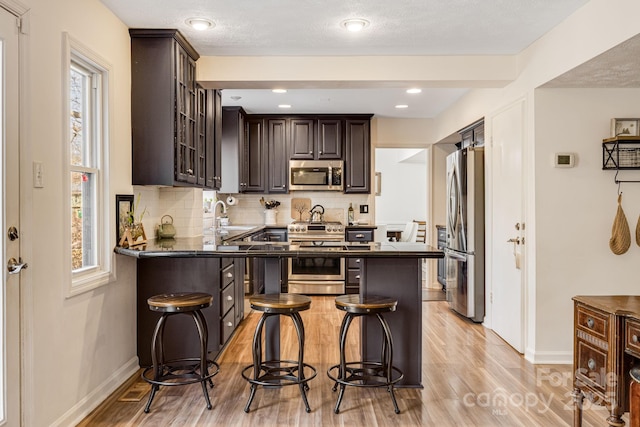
xmin=534 ymin=88 xmax=640 ymax=355
xmin=19 ymin=0 xmax=136 ymax=425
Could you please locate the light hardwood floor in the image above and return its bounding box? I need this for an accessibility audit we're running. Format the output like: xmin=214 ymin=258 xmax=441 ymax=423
xmin=78 ymin=297 xmax=616 ymax=426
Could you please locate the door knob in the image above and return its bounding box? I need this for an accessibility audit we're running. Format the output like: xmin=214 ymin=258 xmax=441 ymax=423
xmin=7 ymin=257 xmax=28 ymax=275
xmin=507 ymin=237 xmax=520 ymax=244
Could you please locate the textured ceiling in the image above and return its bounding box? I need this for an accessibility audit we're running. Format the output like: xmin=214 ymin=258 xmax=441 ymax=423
xmin=100 ymin=0 xmax=598 ymax=118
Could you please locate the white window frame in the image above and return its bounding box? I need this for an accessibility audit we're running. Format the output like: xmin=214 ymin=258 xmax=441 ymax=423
xmin=62 ymin=33 xmax=113 ymax=297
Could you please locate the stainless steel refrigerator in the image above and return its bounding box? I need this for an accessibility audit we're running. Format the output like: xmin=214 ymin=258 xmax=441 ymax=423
xmin=445 ymin=146 xmax=485 ymax=322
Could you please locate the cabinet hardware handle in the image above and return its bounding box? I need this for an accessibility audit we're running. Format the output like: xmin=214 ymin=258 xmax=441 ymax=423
xmin=319 ymin=151 xmax=323 ymax=154
xmin=282 ymin=185 xmax=286 ymax=188
xmin=356 ymin=234 xmax=364 ymax=238
xmin=634 ymin=335 xmax=639 ymax=343
xmin=308 ymin=151 xmax=313 ymax=154
xmin=187 ymin=168 xmax=193 ymax=174
xmin=587 ymin=318 xmax=594 ymax=329
xmin=227 ymin=295 xmax=233 ymax=301
xmin=227 ymin=322 xmax=233 ymax=327
xmin=356 ymin=259 xmax=360 ymax=263
xmin=355 ymin=275 xmax=360 ymax=279
xmin=227 ymin=272 xmax=233 ymax=278
xmin=587 ymin=358 xmax=596 ymax=371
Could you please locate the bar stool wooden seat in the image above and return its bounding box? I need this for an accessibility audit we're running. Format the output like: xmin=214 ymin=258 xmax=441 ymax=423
xmin=327 ymin=294 xmax=404 ymax=414
xmin=241 ymin=294 xmax=317 ymax=413
xmin=142 ymin=292 xmax=219 ymax=413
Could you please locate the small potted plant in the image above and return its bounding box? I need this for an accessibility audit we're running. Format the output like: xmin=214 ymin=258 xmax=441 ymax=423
xmin=260 ymin=197 xmax=280 ymax=225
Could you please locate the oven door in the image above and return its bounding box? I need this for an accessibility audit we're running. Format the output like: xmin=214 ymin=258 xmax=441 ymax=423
xmin=288 ymin=237 xmax=345 ymax=294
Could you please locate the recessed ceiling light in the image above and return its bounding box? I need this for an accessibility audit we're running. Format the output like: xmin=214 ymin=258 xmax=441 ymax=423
xmin=341 ymin=18 xmax=370 ymax=32
xmin=186 ymin=18 xmax=214 ymax=31
xmin=406 ymin=88 xmax=422 ymax=94
xmin=395 ymin=105 xmax=409 ymax=109
xmin=278 ymin=104 xmax=291 ymax=109
xmin=272 ymin=89 xmax=287 ymax=93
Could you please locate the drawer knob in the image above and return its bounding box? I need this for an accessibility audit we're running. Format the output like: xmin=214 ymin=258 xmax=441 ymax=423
xmin=227 ymin=295 xmax=233 ymax=301
xmin=356 ymin=259 xmax=361 ymax=263
xmin=355 ymin=275 xmax=360 ymax=279
xmin=227 ymin=322 xmax=233 ymax=327
xmin=586 ymin=318 xmax=595 ymax=329
xmin=634 ymin=335 xmax=639 ymax=343
xmin=588 ymin=358 xmax=596 ymax=371
xmin=227 ymin=272 xmax=233 ymax=278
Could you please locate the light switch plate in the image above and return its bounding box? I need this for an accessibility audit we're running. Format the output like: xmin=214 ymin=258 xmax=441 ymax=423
xmin=33 ymin=161 xmax=44 ymax=188
xmin=360 ymin=204 xmax=368 ymax=214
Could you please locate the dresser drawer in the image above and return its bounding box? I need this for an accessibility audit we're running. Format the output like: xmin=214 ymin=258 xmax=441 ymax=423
xmin=222 ymin=263 xmax=235 ymax=289
xmin=627 ymin=318 xmax=640 ymax=357
xmin=576 ymin=305 xmax=609 ymax=342
xmin=576 ymin=339 xmax=608 ymax=393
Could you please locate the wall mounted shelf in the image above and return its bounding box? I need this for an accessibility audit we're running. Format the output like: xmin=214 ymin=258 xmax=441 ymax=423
xmin=602 ymin=136 xmax=640 ymax=170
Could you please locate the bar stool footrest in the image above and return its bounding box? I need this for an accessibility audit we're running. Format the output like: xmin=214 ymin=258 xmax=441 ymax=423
xmin=142 ymin=357 xmax=220 ymax=387
xmin=241 ymin=360 xmax=317 ymax=387
xmin=327 ymin=362 xmax=404 ymax=388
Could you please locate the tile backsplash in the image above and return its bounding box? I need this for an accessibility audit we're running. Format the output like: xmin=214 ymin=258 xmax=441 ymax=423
xmin=204 ymin=191 xmax=372 ymax=229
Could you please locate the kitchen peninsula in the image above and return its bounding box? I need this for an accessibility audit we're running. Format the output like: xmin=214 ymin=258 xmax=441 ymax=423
xmin=115 ymin=234 xmax=443 ymax=387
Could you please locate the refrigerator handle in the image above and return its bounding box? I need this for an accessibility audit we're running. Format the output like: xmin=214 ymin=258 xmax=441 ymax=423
xmin=444 ymin=248 xmax=467 ymax=261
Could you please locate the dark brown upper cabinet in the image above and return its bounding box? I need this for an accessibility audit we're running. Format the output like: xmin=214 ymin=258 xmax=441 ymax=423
xmin=316 ymin=118 xmax=342 ymax=159
xmin=459 ymin=119 xmax=484 ymax=149
xmin=241 ymin=117 xmax=267 ymax=193
xmin=130 ymin=29 xmax=220 ymax=188
xmin=344 ymin=118 xmax=372 ymax=193
xmin=289 ymin=118 xmax=315 ymax=159
xmin=267 ymin=118 xmax=289 ymax=193
xmin=290 ymin=117 xmax=342 ymax=160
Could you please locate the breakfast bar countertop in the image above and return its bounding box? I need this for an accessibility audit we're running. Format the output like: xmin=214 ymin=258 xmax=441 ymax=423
xmin=114 ymin=236 xmax=443 ymax=259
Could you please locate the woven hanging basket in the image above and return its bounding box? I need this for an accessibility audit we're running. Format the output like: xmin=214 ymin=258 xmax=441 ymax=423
xmin=609 ymin=194 xmax=631 ymax=255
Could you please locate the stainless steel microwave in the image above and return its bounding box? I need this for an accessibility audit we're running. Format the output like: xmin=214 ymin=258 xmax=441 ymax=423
xmin=289 ymin=160 xmax=343 ymax=191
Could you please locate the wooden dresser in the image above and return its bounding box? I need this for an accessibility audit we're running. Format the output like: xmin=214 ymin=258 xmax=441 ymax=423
xmin=572 ymin=295 xmax=640 ymax=427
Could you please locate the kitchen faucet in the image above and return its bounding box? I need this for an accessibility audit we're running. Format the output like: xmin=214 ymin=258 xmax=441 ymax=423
xmin=211 ymin=200 xmax=228 ymax=233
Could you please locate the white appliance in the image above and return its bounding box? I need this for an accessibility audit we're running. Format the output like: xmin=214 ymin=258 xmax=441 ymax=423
xmin=445 ymin=146 xmax=485 ymax=322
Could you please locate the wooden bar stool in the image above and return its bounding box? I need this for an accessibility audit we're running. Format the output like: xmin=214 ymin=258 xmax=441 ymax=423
xmin=327 ymin=294 xmax=404 ymax=414
xmin=241 ymin=294 xmax=317 ymax=413
xmin=142 ymin=292 xmax=219 ymax=413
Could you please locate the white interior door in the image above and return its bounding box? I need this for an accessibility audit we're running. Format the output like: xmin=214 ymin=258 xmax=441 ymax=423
xmin=490 ymin=100 xmax=525 ymax=353
xmin=1 ymin=6 xmax=22 ymax=425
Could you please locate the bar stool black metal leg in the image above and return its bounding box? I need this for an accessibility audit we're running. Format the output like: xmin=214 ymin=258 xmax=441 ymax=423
xmin=191 ymin=310 xmax=213 ymax=410
xmin=194 ymin=309 xmax=215 ymax=389
xmin=290 ymin=312 xmax=311 ymax=413
xmin=144 ymin=313 xmax=168 ymax=413
xmin=245 ymin=313 xmax=268 ymax=413
xmin=378 ymin=313 xmax=400 ymax=414
xmin=334 ymin=312 xmax=354 ymax=414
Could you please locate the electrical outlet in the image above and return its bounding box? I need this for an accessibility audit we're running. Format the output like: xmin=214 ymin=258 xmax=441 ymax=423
xmin=360 ymin=204 xmax=368 ymax=214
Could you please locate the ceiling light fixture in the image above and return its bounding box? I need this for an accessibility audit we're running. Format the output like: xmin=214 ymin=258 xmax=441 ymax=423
xmin=406 ymin=88 xmax=422 ymax=94
xmin=186 ymin=18 xmax=214 ymax=31
xmin=395 ymin=104 xmax=409 ymax=109
xmin=278 ymin=104 xmax=292 ymax=109
xmin=341 ymin=18 xmax=370 ymax=32
xmin=272 ymin=89 xmax=287 ymax=93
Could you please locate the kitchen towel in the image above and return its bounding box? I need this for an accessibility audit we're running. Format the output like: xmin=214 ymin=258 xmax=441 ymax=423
xmin=609 ymin=194 xmax=631 ymax=255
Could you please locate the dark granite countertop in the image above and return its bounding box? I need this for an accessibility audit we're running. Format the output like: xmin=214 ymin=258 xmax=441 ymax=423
xmin=114 ymin=236 xmax=443 ymax=259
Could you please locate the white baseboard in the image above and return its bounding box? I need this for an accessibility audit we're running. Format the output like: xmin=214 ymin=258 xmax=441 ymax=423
xmin=50 ymin=356 xmax=139 ymax=427
xmin=524 ymin=348 xmax=572 ymax=365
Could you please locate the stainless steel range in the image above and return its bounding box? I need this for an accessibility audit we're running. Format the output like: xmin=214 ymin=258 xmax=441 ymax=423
xmin=287 ymin=221 xmax=345 ymax=294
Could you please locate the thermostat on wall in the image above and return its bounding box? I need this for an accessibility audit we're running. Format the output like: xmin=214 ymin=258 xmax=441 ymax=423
xmin=554 ymin=153 xmax=575 ymax=168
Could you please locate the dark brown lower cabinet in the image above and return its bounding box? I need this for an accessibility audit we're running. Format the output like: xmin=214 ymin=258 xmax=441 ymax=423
xmin=136 ymin=257 xmax=244 ymax=366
